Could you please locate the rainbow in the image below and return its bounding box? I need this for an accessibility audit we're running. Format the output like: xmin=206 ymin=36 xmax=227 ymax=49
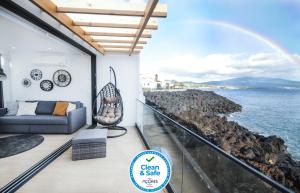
xmin=190 ymin=20 xmax=299 ymax=65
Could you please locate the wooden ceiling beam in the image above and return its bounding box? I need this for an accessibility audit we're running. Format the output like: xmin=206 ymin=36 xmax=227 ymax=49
xmin=30 ymin=0 xmax=105 ymax=54
xmin=92 ymin=39 xmax=147 ymax=44
xmin=56 ymin=5 xmax=167 ymax=18
xmin=73 ymin=21 xmax=158 ymax=30
xmin=129 ymin=0 xmax=158 ymax=55
xmin=31 ymin=0 xmax=168 ymax=55
xmin=85 ymin=31 xmax=151 ymax=38
xmin=102 ymin=45 xmax=143 ymax=49
xmin=105 ymin=49 xmax=140 ymax=54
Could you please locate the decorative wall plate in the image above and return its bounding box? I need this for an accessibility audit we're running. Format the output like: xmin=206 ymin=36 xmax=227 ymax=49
xmin=30 ymin=69 xmax=42 ymax=80
xmin=22 ymin=78 xmax=31 ymax=87
xmin=40 ymin=80 xmax=53 ymax=91
xmin=53 ymin=69 xmax=71 ymax=87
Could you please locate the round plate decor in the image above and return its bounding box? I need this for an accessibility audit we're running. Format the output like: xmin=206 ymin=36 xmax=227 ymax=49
xmin=22 ymin=78 xmax=31 ymax=87
xmin=53 ymin=70 xmax=71 ymax=87
xmin=40 ymin=80 xmax=53 ymax=91
xmin=30 ymin=69 xmax=42 ymax=81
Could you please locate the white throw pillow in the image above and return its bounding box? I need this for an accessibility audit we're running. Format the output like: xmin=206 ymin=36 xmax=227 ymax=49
xmin=17 ymin=102 xmax=38 ymax=116
xmin=67 ymin=103 xmax=77 ymax=113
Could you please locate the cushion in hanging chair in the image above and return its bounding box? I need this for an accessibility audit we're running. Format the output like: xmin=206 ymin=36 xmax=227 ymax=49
xmin=94 ymin=106 xmax=122 ymax=124
xmin=104 ymin=97 xmax=117 ymax=104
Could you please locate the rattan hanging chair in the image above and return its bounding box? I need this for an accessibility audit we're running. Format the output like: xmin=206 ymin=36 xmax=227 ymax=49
xmin=92 ymin=66 xmax=127 ymax=138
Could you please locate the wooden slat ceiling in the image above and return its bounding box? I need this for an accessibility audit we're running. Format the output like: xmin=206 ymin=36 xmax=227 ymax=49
xmin=30 ymin=0 xmax=167 ymax=55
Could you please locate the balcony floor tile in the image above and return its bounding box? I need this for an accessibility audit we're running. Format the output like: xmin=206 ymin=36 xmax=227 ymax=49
xmin=16 ymin=127 xmax=166 ymax=193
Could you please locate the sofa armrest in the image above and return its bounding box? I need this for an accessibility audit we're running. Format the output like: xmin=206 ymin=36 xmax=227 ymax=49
xmin=0 ymin=108 xmax=7 ymax=117
xmin=67 ymin=107 xmax=87 ymax=133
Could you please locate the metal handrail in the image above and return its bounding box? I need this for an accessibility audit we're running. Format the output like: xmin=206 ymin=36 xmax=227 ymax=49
xmin=137 ymin=99 xmax=293 ymax=193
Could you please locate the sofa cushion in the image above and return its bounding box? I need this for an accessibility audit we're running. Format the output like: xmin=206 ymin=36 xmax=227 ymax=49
xmin=36 ymin=101 xmax=56 ymax=115
xmin=53 ymin=102 xmax=69 ymax=116
xmin=0 ymin=125 xmax=30 ymax=133
xmin=17 ymin=102 xmax=38 ymax=116
xmin=67 ymin=103 xmax=76 ymax=113
xmin=0 ymin=115 xmax=68 ymax=125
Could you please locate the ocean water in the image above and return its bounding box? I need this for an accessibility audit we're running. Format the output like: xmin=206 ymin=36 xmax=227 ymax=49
xmin=211 ymin=89 xmax=300 ymax=161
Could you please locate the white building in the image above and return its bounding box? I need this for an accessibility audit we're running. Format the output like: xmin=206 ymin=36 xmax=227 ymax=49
xmin=140 ymin=74 xmax=158 ymax=89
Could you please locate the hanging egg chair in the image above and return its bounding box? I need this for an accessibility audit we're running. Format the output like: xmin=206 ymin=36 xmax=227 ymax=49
xmin=92 ymin=66 xmax=127 ymax=138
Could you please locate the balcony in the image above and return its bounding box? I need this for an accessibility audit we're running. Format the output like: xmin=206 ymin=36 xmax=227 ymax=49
xmin=136 ymin=100 xmax=293 ymax=193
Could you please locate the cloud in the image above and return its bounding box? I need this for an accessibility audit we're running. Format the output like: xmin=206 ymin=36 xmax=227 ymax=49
xmin=142 ymin=53 xmax=300 ymax=82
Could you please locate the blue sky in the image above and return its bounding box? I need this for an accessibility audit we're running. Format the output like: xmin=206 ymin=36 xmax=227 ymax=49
xmin=140 ymin=0 xmax=300 ymax=82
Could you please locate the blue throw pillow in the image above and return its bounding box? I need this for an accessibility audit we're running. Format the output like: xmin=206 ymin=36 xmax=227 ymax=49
xmin=35 ymin=101 xmax=56 ymax=115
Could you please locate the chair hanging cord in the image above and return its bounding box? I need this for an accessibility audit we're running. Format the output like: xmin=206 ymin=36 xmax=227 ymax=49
xmin=109 ymin=67 xmax=112 ymax=83
xmin=109 ymin=66 xmax=117 ymax=97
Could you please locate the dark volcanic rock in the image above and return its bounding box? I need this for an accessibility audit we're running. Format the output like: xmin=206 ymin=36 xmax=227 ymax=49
xmin=144 ymin=90 xmax=300 ymax=193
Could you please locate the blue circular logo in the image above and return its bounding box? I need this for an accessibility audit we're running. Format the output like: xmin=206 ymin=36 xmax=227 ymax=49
xmin=129 ymin=150 xmax=172 ymax=192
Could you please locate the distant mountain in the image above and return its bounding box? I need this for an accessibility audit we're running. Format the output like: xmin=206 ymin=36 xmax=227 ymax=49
xmin=202 ymin=77 xmax=300 ymax=90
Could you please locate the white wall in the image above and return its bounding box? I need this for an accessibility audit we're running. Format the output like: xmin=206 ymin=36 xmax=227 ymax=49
xmin=0 ymin=10 xmax=93 ymax=124
xmin=9 ymin=0 xmax=98 ymax=55
xmin=97 ymin=54 xmax=140 ymax=127
xmin=8 ymin=52 xmax=92 ymax=123
xmin=0 ymin=8 xmax=141 ymax=126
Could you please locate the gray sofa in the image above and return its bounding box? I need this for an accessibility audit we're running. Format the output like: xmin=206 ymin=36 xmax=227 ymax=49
xmin=0 ymin=101 xmax=86 ymax=134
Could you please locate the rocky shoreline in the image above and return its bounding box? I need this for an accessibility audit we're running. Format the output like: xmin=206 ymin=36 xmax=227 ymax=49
xmin=144 ymin=90 xmax=300 ymax=193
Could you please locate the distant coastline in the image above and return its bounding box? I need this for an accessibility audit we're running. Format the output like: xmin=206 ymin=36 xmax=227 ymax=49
xmin=185 ymin=77 xmax=300 ymax=91
xmin=142 ymin=76 xmax=300 ymax=93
